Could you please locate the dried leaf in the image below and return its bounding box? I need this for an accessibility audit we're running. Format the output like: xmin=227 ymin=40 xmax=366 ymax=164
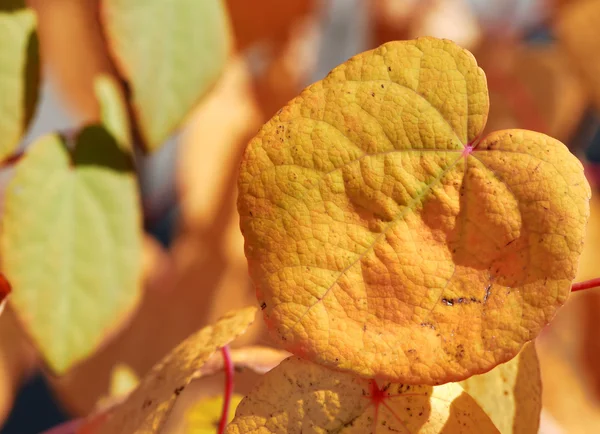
xmin=226 ymin=356 xmax=500 ymax=433
xmin=1 ymin=78 xmax=142 ymax=373
xmin=0 ymin=1 xmax=40 ymax=160
xmin=238 ymin=37 xmax=590 ymax=383
xmin=460 ymin=342 xmax=541 ymax=434
xmin=95 ymin=306 xmax=257 ymax=434
xmin=102 ymin=0 xmax=230 ymax=151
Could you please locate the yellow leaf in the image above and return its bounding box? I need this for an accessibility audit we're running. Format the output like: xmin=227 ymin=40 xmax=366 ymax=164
xmin=0 ymin=2 xmax=39 ymax=160
xmin=459 ymin=342 xmax=541 ymax=434
xmin=226 ymin=356 xmax=500 ymax=434
xmin=237 ymin=37 xmax=591 ymax=384
xmin=184 ymin=394 xmax=243 ymax=434
xmin=95 ymin=306 xmax=257 ymax=434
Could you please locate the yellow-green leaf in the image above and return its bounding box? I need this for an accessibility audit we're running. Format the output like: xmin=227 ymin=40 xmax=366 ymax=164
xmin=101 ymin=0 xmax=230 ymax=151
xmin=96 ymin=306 xmax=257 ymax=434
xmin=237 ymin=37 xmax=591 ymax=384
xmin=226 ymin=356 xmax=500 ymax=434
xmin=459 ymin=342 xmax=541 ymax=434
xmin=1 ymin=85 xmax=142 ymax=373
xmin=185 ymin=394 xmax=243 ymax=434
xmin=0 ymin=0 xmax=40 ymax=160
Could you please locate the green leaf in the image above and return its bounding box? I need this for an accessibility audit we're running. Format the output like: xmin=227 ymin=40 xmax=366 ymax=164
xmin=101 ymin=0 xmax=230 ymax=151
xmin=0 ymin=2 xmax=40 ymax=160
xmin=1 ymin=89 xmax=143 ymax=373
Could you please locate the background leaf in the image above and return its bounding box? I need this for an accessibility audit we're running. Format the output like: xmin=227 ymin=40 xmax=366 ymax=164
xmin=101 ymin=0 xmax=231 ymax=151
xmin=0 ymin=2 xmax=40 ymax=160
xmin=0 ymin=79 xmax=142 ymax=372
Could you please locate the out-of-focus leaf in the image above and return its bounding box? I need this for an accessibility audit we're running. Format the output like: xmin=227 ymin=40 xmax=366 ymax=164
xmin=477 ymin=41 xmax=587 ymax=143
xmin=226 ymin=0 xmax=317 ymax=50
xmin=184 ymin=394 xmax=243 ymax=434
xmin=27 ymin=0 xmax=118 ymax=123
xmin=94 ymin=74 xmax=131 ymax=149
xmin=0 ymin=2 xmax=40 ymax=160
xmin=226 ymin=356 xmax=500 ymax=434
xmin=1 ymin=80 xmax=142 ymax=372
xmin=102 ymin=0 xmax=230 ymax=151
xmin=556 ymin=0 xmax=600 ymax=112
xmin=460 ymin=342 xmax=541 ymax=434
xmin=238 ymin=37 xmax=590 ymax=384
xmin=95 ymin=307 xmax=257 ymax=434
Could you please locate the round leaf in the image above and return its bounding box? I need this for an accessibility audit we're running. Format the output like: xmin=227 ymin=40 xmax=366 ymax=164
xmin=237 ymin=37 xmax=591 ymax=383
xmin=101 ymin=0 xmax=230 ymax=151
xmin=0 ymin=3 xmax=40 ymax=160
xmin=226 ymin=356 xmax=500 ymax=433
xmin=460 ymin=342 xmax=541 ymax=434
xmin=95 ymin=306 xmax=257 ymax=434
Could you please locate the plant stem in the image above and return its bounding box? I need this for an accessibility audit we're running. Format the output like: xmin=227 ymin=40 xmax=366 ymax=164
xmin=218 ymin=345 xmax=234 ymax=434
xmin=572 ymin=278 xmax=600 ymax=293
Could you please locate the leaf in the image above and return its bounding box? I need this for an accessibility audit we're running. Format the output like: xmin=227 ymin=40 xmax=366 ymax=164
xmin=226 ymin=356 xmax=500 ymax=434
xmin=459 ymin=342 xmax=541 ymax=434
xmin=1 ymin=81 xmax=142 ymax=373
xmin=94 ymin=74 xmax=131 ymax=149
xmin=226 ymin=0 xmax=316 ymax=50
xmin=237 ymin=37 xmax=591 ymax=384
xmin=0 ymin=1 xmax=40 ymax=160
xmin=198 ymin=346 xmax=289 ymax=377
xmin=556 ymin=0 xmax=600 ymax=111
xmin=101 ymin=0 xmax=230 ymax=151
xmin=95 ymin=306 xmax=257 ymax=434
xmin=184 ymin=394 xmax=243 ymax=434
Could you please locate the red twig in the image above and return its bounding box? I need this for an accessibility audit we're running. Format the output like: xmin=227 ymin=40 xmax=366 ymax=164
xmin=218 ymin=345 xmax=234 ymax=434
xmin=572 ymin=278 xmax=600 ymax=293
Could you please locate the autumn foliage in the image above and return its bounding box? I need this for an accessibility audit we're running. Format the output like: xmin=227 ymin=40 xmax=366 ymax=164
xmin=1 ymin=1 xmax=600 ymax=434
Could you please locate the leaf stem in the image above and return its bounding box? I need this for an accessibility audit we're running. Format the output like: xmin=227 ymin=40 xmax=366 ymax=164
xmin=572 ymin=278 xmax=600 ymax=293
xmin=218 ymin=345 xmax=234 ymax=434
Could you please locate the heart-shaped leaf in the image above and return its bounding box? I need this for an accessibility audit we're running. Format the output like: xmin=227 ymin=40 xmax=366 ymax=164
xmin=226 ymin=356 xmax=500 ymax=433
xmin=1 ymin=75 xmax=142 ymax=373
xmin=0 ymin=1 xmax=40 ymax=160
xmin=101 ymin=0 xmax=230 ymax=151
xmin=96 ymin=306 xmax=257 ymax=434
xmin=237 ymin=37 xmax=591 ymax=384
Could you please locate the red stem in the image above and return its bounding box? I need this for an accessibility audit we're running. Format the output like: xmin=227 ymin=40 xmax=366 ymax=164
xmin=218 ymin=345 xmax=234 ymax=434
xmin=572 ymin=278 xmax=600 ymax=293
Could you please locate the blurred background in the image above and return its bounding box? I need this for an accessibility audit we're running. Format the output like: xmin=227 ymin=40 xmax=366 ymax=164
xmin=1 ymin=0 xmax=600 ymax=433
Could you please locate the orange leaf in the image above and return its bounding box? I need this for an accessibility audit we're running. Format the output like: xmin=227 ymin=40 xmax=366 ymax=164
xmin=237 ymin=37 xmax=591 ymax=384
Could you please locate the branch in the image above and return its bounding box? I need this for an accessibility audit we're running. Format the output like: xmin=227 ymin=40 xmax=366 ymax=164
xmin=572 ymin=278 xmax=600 ymax=293
xmin=218 ymin=345 xmax=235 ymax=434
